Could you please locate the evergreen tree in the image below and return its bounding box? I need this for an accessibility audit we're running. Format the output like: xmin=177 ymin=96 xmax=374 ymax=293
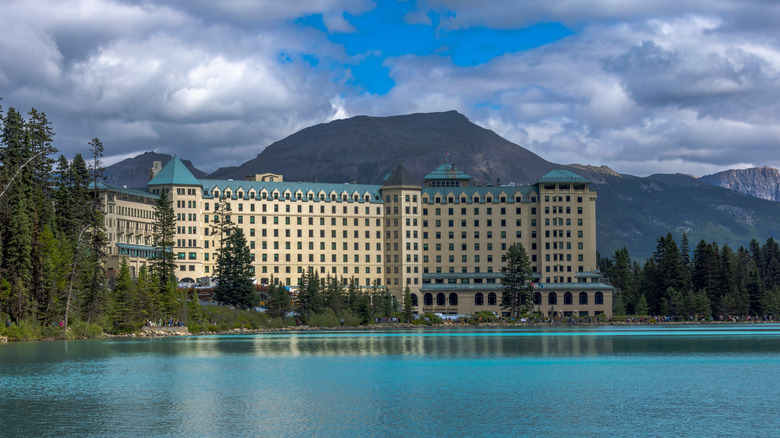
xmin=135 ymin=263 xmax=160 ymax=322
xmin=500 ymin=243 xmax=534 ymax=318
xmin=214 ymin=228 xmax=256 ymax=309
xmin=151 ymin=190 xmax=177 ymax=287
xmin=267 ymin=282 xmax=292 ymax=319
xmin=80 ymin=138 xmax=107 ymax=325
xmin=346 ymin=278 xmax=359 ymax=314
xmin=322 ymin=275 xmax=344 ymax=315
xmin=607 ymin=247 xmax=634 ymax=313
xmin=647 ymin=233 xmax=685 ymax=313
xmin=402 ymin=286 xmax=414 ymax=322
xmin=296 ymin=267 xmax=323 ymax=318
xmin=636 ymin=294 xmax=649 ymax=316
xmin=108 ymin=258 xmax=137 ymax=333
xmin=0 ymin=107 xmax=34 ymax=321
xmin=692 ymin=240 xmax=719 ymax=302
xmin=763 ymin=238 xmax=780 ymax=290
xmin=679 ymin=233 xmax=693 ymax=292
xmin=356 ymin=293 xmax=372 ymax=324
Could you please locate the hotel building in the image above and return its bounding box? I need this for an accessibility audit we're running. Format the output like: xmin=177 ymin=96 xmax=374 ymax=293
xmin=99 ymin=157 xmax=613 ymax=317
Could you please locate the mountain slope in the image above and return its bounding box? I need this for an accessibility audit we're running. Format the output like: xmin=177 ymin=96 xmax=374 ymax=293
xmin=592 ymin=172 xmax=780 ymax=260
xmin=208 ymin=111 xmax=555 ymax=185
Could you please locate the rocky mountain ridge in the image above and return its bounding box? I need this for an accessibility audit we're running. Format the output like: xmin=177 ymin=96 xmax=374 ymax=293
xmin=699 ymin=166 xmax=780 ymax=202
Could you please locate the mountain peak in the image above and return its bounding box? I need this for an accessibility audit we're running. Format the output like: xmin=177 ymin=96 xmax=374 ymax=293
xmin=700 ymin=167 xmax=780 ymax=201
xmin=208 ymin=111 xmax=552 ymax=185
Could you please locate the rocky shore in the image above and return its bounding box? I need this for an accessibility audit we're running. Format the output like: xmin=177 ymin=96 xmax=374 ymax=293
xmin=96 ymin=319 xmax=779 ymax=339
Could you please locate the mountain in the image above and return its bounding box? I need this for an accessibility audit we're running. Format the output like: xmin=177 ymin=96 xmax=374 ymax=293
xmin=699 ymin=167 xmax=780 ymax=202
xmin=208 ymin=111 xmax=555 ymax=185
xmin=592 ymin=171 xmax=780 ymax=260
xmin=103 ymin=151 xmax=207 ymax=189
xmin=105 ymin=112 xmax=780 ymax=262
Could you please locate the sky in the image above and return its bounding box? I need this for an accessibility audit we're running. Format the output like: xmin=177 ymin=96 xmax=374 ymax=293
xmin=1 ymin=0 xmax=779 ymax=177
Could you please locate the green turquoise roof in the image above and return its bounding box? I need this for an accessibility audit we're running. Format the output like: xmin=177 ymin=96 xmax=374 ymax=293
xmin=537 ymin=169 xmax=590 ymax=184
xmin=148 ymin=156 xmax=201 ymax=186
xmin=94 ymin=182 xmax=159 ymax=199
xmin=424 ymin=163 xmax=472 ymax=181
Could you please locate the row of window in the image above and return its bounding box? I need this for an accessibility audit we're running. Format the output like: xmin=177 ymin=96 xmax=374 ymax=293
xmin=111 ymin=204 xmax=153 ymax=219
xmin=536 ymin=291 xmax=604 ymax=306
xmin=412 ymin=291 xmax=605 ymax=307
xmin=422 ymin=194 xmax=534 ymax=205
xmin=207 ymin=189 xmax=379 ymax=203
xmin=422 ymin=206 xmax=585 ymax=216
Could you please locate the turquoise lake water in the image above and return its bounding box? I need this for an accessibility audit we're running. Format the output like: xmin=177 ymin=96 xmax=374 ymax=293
xmin=2 ymin=325 xmax=780 ymax=437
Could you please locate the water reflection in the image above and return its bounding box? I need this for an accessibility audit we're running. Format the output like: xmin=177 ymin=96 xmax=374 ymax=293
xmin=3 ymin=325 xmax=780 ymax=436
xmin=156 ymin=325 xmax=780 ymax=358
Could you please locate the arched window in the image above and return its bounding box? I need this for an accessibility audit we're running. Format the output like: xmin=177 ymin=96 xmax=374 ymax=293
xmin=423 ymin=293 xmax=433 ymax=306
xmin=475 ymin=293 xmax=484 ymax=306
xmin=579 ymin=292 xmax=589 ymax=305
xmin=533 ymin=292 xmax=542 ymax=305
xmin=548 ymin=292 xmax=557 ymax=305
xmin=564 ymin=292 xmax=573 ymax=305
xmin=411 ymin=293 xmax=419 ymax=307
xmin=595 ymin=292 xmax=604 ymax=305
xmin=436 ymin=293 xmax=446 ymax=306
xmin=488 ymin=292 xmax=497 ymax=306
xmin=449 ymin=293 xmax=458 ymax=306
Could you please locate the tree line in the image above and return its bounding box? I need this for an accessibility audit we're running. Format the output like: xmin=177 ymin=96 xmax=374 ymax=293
xmin=0 ymin=102 xmax=191 ymax=337
xmin=600 ymin=233 xmax=780 ymax=318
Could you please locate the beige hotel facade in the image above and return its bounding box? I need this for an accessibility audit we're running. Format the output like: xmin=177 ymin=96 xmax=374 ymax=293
xmin=99 ymin=157 xmax=613 ymax=318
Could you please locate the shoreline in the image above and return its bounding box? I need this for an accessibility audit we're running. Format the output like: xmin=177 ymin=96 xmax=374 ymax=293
xmin=121 ymin=318 xmax=779 ymax=338
xmin=3 ymin=319 xmax=777 ymax=343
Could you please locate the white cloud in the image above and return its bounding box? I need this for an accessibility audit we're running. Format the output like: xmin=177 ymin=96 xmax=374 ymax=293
xmin=1 ymin=0 xmax=778 ymax=177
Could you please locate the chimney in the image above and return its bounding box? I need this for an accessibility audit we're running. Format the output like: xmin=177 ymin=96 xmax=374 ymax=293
xmin=150 ymin=161 xmax=162 ymax=181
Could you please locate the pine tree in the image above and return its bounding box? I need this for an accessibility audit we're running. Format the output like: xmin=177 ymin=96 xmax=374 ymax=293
xmin=0 ymin=108 xmax=34 ymax=321
xmin=500 ymin=243 xmax=534 ymax=318
xmin=608 ymin=247 xmax=634 ymax=312
xmin=296 ymin=268 xmax=323 ymax=318
xmin=267 ymin=282 xmax=292 ymax=319
xmin=322 ymin=275 xmax=344 ymax=315
xmin=151 ymin=190 xmax=177 ymax=287
xmin=692 ymin=240 xmax=719 ymax=303
xmin=135 ymin=263 xmax=160 ymax=322
xmin=214 ymin=228 xmax=257 ymax=309
xmin=636 ymin=294 xmax=649 ymax=316
xmin=108 ymin=258 xmax=137 ymax=333
xmin=402 ymin=286 xmax=414 ymax=322
xmin=80 ymin=138 xmax=107 ymax=325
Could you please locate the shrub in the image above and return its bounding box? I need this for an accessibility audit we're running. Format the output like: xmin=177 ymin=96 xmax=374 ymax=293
xmin=421 ymin=313 xmax=443 ymax=324
xmin=340 ymin=312 xmax=361 ymax=327
xmin=5 ymin=320 xmax=38 ymax=341
xmin=308 ymin=308 xmax=339 ymax=327
xmin=267 ymin=317 xmax=289 ymax=329
xmin=473 ymin=310 xmax=498 ymax=323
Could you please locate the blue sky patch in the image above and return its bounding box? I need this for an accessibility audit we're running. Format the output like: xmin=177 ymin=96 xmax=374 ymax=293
xmin=296 ymin=1 xmax=572 ymax=95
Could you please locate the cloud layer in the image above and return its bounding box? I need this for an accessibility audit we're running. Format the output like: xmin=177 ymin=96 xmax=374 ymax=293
xmin=0 ymin=0 xmax=778 ymax=176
